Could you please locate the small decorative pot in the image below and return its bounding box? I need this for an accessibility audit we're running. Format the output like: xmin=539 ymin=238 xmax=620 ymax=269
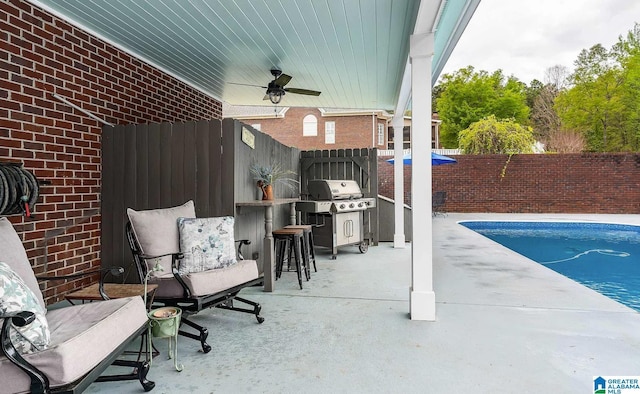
xmin=148 ymin=307 xmax=182 ymax=338
xmin=262 ymin=184 xmax=274 ymax=200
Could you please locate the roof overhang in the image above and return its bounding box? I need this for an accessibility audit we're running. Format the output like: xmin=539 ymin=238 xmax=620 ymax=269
xmin=28 ymin=0 xmax=480 ymax=112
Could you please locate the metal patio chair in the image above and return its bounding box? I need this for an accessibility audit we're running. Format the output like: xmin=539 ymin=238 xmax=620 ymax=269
xmin=0 ymin=217 xmax=154 ymax=393
xmin=125 ymin=200 xmax=264 ymax=354
xmin=432 ymin=191 xmax=447 ymax=217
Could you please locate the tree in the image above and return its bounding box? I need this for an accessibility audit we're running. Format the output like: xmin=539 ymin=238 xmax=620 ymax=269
xmin=525 ymin=78 xmax=544 ymax=108
xmin=531 ymin=84 xmax=561 ymax=142
xmin=546 ymin=130 xmax=586 ymax=153
xmin=458 ymin=115 xmax=535 ymax=154
xmin=555 ymin=28 xmax=640 ymax=152
xmin=544 ymin=64 xmax=570 ymax=91
xmin=435 ymin=66 xmax=530 ymax=148
xmin=528 ymin=65 xmax=570 ymax=144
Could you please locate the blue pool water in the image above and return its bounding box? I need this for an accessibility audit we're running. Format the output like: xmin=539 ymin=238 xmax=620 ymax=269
xmin=460 ymin=221 xmax=640 ymax=311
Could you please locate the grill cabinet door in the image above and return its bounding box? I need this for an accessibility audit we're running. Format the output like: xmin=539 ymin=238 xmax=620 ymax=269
xmin=335 ymin=211 xmax=361 ymax=246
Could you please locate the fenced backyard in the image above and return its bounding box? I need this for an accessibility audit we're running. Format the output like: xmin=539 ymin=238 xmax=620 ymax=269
xmin=378 ymin=152 xmax=640 ymax=214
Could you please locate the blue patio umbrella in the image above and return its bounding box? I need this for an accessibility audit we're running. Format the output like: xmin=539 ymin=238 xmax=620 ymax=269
xmin=386 ymin=152 xmax=457 ymax=166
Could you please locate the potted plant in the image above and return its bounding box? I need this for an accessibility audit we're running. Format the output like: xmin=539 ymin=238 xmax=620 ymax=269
xmin=249 ymin=162 xmax=298 ymax=200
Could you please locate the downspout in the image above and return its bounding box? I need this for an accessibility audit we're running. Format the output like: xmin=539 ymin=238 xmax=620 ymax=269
xmin=386 ymin=118 xmax=391 ymax=149
xmin=372 ymin=112 xmax=376 ymax=147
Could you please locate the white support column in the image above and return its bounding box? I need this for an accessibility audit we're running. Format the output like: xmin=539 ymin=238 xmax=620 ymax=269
xmin=391 ymin=115 xmax=405 ymax=248
xmin=409 ymin=32 xmax=435 ymax=321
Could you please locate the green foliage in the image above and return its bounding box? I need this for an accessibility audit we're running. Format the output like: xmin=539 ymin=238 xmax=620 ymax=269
xmin=249 ymin=162 xmax=297 ymax=190
xmin=436 ymin=66 xmax=530 ymax=148
xmin=555 ymin=23 xmax=640 ymax=152
xmin=525 ymin=79 xmax=544 ymax=108
xmin=437 ymin=23 xmax=640 ymax=153
xmin=459 ymin=115 xmax=535 ymax=154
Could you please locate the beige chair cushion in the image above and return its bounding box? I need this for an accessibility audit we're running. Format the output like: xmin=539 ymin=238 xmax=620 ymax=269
xmin=127 ymin=201 xmax=196 ymax=275
xmin=0 ymin=218 xmax=45 ymax=310
xmin=0 ymin=296 xmax=147 ymax=394
xmin=155 ymin=259 xmax=260 ymax=298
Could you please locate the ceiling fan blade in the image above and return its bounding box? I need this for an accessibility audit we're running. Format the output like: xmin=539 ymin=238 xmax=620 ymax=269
xmin=284 ymin=87 xmax=321 ymax=96
xmin=262 ymin=94 xmax=270 ymax=101
xmin=274 ymin=73 xmax=292 ymax=87
xmin=228 ymin=82 xmax=267 ymax=88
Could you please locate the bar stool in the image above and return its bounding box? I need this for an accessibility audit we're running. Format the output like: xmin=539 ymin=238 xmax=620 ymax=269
xmin=273 ymin=228 xmax=306 ymax=289
xmin=285 ymin=224 xmax=316 ymax=275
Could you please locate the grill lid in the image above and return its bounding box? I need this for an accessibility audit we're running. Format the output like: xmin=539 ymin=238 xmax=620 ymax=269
xmin=307 ymin=179 xmax=363 ymax=200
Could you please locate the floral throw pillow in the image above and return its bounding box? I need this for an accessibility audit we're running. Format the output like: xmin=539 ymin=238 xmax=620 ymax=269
xmin=177 ymin=217 xmax=237 ymax=275
xmin=0 ymin=262 xmax=50 ymax=354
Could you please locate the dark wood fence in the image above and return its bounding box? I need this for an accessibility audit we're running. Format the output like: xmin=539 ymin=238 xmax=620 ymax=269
xmin=101 ymin=119 xmax=299 ymax=279
xmin=227 ymin=119 xmax=300 ymax=268
xmin=299 ymin=148 xmax=379 ymax=245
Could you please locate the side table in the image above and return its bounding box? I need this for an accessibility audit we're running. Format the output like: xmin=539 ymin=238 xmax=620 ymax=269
xmin=65 ymin=283 xmax=158 ymax=308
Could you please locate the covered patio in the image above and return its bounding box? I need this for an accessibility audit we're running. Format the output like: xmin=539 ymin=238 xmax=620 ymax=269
xmin=28 ymin=0 xmax=482 ymax=320
xmin=88 ymin=213 xmax=640 ymax=393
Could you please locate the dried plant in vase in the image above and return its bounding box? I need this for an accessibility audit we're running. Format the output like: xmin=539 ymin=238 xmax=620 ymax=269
xmin=249 ymin=162 xmax=298 ymax=200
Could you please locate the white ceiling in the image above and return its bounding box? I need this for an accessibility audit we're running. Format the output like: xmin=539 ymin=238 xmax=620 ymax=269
xmin=29 ymin=0 xmax=479 ymax=111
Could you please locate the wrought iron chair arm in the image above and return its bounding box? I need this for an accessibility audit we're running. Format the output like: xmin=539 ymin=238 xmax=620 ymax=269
xmin=1 ymin=312 xmax=50 ymax=393
xmin=139 ymin=252 xmax=184 ymax=261
xmin=235 ymin=239 xmax=251 ymax=260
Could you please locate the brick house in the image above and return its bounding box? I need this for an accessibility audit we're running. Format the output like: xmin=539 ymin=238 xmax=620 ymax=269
xmin=224 ymin=104 xmax=443 ymax=151
xmin=223 ymin=104 xmax=392 ymax=150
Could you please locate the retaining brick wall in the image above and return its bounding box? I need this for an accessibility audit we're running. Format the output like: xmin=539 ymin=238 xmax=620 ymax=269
xmin=378 ymin=153 xmax=640 ymax=213
xmin=378 ymin=156 xmax=412 ymax=206
xmin=1 ymin=0 xmax=222 ymax=304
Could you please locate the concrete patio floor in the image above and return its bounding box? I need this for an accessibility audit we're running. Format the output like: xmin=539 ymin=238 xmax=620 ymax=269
xmin=87 ymin=213 xmax=640 ymax=394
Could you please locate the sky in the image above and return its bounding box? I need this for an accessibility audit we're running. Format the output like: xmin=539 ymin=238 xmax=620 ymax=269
xmin=439 ymin=0 xmax=640 ymax=85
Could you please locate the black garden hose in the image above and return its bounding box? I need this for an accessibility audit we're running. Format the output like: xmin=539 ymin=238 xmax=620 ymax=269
xmin=0 ymin=163 xmax=40 ymax=217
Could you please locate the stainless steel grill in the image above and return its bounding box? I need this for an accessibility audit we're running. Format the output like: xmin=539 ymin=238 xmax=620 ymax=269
xmin=297 ymin=179 xmax=375 ymax=259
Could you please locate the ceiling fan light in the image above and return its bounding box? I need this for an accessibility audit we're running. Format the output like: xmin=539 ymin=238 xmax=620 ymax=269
xmin=268 ymin=89 xmax=283 ymax=104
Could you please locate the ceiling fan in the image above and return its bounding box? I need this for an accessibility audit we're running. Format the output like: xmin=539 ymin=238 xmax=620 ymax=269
xmin=231 ymin=69 xmax=321 ymax=104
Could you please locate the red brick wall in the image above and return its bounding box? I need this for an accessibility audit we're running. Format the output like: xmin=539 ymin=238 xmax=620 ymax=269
xmin=378 ymin=153 xmax=640 ymax=213
xmin=378 ymin=157 xmax=412 ymax=206
xmin=249 ymin=107 xmax=388 ymax=150
xmin=1 ymin=0 xmax=222 ymax=304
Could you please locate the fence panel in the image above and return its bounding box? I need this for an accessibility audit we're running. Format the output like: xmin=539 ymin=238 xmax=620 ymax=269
xmin=102 ymin=120 xmax=229 ymax=279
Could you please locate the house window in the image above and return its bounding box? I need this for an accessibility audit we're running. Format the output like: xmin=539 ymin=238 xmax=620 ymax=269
xmin=303 ymin=115 xmax=317 ymax=136
xmin=251 ymin=123 xmax=261 ymax=131
xmin=377 ymin=123 xmax=385 ymax=146
xmin=325 ymin=121 xmax=335 ymax=144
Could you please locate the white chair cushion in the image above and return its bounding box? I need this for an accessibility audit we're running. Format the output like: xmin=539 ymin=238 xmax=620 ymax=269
xmin=150 ymin=259 xmax=260 ymax=298
xmin=153 ymin=260 xmax=260 ymax=298
xmin=0 ymin=296 xmax=147 ymax=393
xmin=185 ymin=259 xmax=259 ymax=297
xmin=127 ymin=201 xmax=196 ymax=275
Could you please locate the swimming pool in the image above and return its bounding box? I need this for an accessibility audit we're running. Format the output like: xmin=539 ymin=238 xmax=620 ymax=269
xmin=459 ymin=221 xmax=640 ymax=311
